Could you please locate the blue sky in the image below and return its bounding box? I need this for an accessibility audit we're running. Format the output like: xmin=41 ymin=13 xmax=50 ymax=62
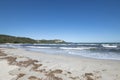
xmin=0 ymin=0 xmax=120 ymax=42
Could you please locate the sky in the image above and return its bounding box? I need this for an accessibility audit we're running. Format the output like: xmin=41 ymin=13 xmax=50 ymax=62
xmin=0 ymin=0 xmax=120 ymax=42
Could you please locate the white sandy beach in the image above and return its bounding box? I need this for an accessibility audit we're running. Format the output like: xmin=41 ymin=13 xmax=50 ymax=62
xmin=0 ymin=48 xmax=120 ymax=80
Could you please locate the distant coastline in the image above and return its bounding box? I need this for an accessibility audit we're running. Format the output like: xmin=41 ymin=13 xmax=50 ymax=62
xmin=0 ymin=34 xmax=120 ymax=44
xmin=0 ymin=34 xmax=66 ymax=44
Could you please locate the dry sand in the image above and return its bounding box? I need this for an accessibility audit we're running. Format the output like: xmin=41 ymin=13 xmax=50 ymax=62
xmin=0 ymin=48 xmax=120 ymax=80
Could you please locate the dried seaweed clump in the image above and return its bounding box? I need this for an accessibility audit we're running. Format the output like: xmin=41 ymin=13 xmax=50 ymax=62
xmin=45 ymin=69 xmax=63 ymax=80
xmin=28 ymin=76 xmax=42 ymax=80
xmin=85 ymin=73 xmax=94 ymax=80
xmin=16 ymin=73 xmax=25 ymax=79
xmin=32 ymin=63 xmax=42 ymax=70
xmin=0 ymin=51 xmax=7 ymax=56
xmin=17 ymin=59 xmax=38 ymax=67
xmin=4 ymin=56 xmax=17 ymax=65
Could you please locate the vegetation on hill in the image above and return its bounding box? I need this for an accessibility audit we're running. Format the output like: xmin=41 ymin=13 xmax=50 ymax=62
xmin=37 ymin=39 xmax=65 ymax=44
xmin=0 ymin=34 xmax=66 ymax=44
xmin=0 ymin=34 xmax=37 ymax=43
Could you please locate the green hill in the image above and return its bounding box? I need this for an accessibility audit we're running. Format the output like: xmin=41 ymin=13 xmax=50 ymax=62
xmin=37 ymin=39 xmax=65 ymax=44
xmin=0 ymin=34 xmax=36 ymax=43
xmin=0 ymin=34 xmax=66 ymax=44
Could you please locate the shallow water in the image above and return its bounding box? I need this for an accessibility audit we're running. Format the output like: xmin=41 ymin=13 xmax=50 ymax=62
xmin=0 ymin=43 xmax=120 ymax=60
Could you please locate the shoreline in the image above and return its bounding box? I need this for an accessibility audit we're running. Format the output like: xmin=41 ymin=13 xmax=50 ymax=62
xmin=10 ymin=47 xmax=120 ymax=62
xmin=0 ymin=48 xmax=120 ymax=80
xmin=1 ymin=43 xmax=120 ymax=61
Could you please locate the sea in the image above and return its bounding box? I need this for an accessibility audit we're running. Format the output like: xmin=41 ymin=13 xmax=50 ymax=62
xmin=0 ymin=43 xmax=120 ymax=60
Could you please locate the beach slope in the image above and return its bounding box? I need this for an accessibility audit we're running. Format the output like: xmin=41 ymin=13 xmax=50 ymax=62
xmin=0 ymin=48 xmax=120 ymax=80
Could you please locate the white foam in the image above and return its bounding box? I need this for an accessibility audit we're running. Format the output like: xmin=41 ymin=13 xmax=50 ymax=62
xmin=26 ymin=46 xmax=52 ymax=49
xmin=102 ymin=44 xmax=117 ymax=48
xmin=60 ymin=47 xmax=96 ymax=50
xmin=67 ymin=51 xmax=120 ymax=60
